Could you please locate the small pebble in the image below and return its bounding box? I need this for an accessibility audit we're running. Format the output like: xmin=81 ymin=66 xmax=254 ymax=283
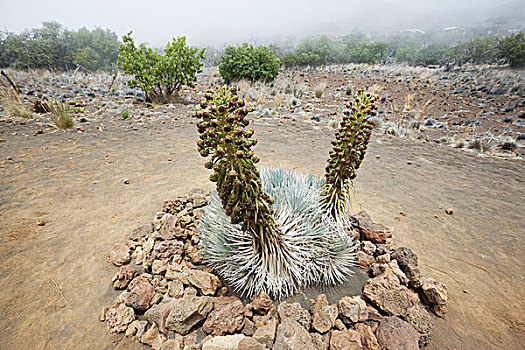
xmin=123 ymin=178 xmax=130 ymax=184
xmin=445 ymin=208 xmax=454 ymax=215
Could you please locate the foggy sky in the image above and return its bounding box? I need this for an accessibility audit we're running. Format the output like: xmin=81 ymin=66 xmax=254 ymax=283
xmin=0 ymin=0 xmax=518 ymax=47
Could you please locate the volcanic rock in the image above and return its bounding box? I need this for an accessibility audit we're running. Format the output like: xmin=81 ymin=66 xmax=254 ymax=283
xmin=253 ymin=317 xmax=277 ymax=347
xmin=252 ymin=291 xmax=274 ymax=314
xmin=329 ymin=329 xmax=362 ymax=350
xmin=419 ymin=277 xmax=448 ymax=306
xmin=353 ymin=211 xmax=391 ymax=244
xmin=112 ymin=265 xmax=137 ymax=289
xmin=354 ymin=323 xmax=380 ymax=350
xmin=363 ymin=269 xmax=419 ymax=317
xmin=202 ymin=334 xmax=246 ymax=350
xmin=238 ymin=337 xmax=265 ymax=350
xmin=278 ymin=301 xmax=311 ymax=330
xmin=274 ymin=319 xmax=316 ymax=350
xmin=338 ymin=296 xmax=368 ymax=324
xmin=165 ymin=293 xmax=213 ymax=335
xmin=375 ymin=316 xmax=419 ymax=350
xmin=391 ymin=247 xmax=418 ymax=268
xmin=405 ymin=305 xmax=435 ymax=347
xmin=124 ymin=279 xmax=155 ymax=311
xmin=310 ymin=294 xmax=338 ymax=333
xmin=203 ymin=296 xmax=245 ymax=336
xmin=109 ymin=244 xmax=131 ymax=266
xmin=105 ymin=302 xmax=135 ymax=333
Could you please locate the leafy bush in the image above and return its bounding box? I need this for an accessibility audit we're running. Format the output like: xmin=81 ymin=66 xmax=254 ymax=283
xmin=346 ymin=41 xmax=389 ymax=64
xmin=219 ymin=44 xmax=280 ymax=84
xmin=118 ymin=32 xmax=205 ymax=103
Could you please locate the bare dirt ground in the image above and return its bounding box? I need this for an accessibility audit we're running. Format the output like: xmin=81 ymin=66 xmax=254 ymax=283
xmin=0 ymin=66 xmax=524 ymax=349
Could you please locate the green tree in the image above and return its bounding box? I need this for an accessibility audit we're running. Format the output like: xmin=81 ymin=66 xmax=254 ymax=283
xmin=219 ymin=44 xmax=280 ymax=84
xmin=118 ymin=32 xmax=205 ymax=103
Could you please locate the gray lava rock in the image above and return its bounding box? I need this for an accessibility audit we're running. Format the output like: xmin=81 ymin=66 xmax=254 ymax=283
xmin=166 ymin=294 xmax=213 ymax=335
xmin=109 ymin=244 xmax=131 ymax=266
xmin=310 ymin=294 xmax=338 ymax=333
xmin=274 ymin=319 xmax=316 ymax=350
xmin=338 ymin=296 xmax=368 ymax=324
xmin=391 ymin=247 xmax=418 ymax=268
xmin=405 ymin=305 xmax=435 ymax=347
xmin=278 ymin=301 xmax=311 ymax=330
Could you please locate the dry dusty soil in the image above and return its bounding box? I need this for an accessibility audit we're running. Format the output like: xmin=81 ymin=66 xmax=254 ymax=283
xmin=0 ymin=67 xmax=524 ymax=349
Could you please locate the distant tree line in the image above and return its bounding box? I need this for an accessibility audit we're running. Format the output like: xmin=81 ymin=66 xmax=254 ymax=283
xmin=0 ymin=21 xmax=120 ymax=71
xmin=274 ymin=31 xmax=524 ymax=69
xmin=1 ymin=22 xmax=523 ymax=72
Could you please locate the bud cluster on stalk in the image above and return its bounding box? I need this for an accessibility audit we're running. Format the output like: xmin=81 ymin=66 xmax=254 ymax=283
xmin=322 ymin=88 xmax=379 ymax=218
xmin=195 ymin=85 xmax=278 ymax=236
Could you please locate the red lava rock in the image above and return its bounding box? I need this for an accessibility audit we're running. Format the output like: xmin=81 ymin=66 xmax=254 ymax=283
xmin=124 ymin=279 xmax=155 ymax=311
xmin=354 ymin=323 xmax=380 ymax=350
xmin=353 ymin=211 xmax=391 ymax=244
xmin=251 ymin=291 xmax=274 ymax=314
xmin=357 ymin=251 xmax=376 ymax=270
xmin=112 ymin=265 xmax=137 ymax=289
xmin=202 ymin=296 xmax=245 ymax=336
xmin=375 ymin=316 xmax=419 ymax=350
xmin=329 ymin=329 xmax=362 ymax=350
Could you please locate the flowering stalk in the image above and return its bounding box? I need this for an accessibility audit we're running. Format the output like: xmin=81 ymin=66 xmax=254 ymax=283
xmin=195 ymin=85 xmax=287 ymax=264
xmin=321 ymin=89 xmax=378 ymax=219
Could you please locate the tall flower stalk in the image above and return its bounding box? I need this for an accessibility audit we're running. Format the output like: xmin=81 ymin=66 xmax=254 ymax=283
xmin=195 ymin=86 xmax=298 ymax=294
xmin=321 ymin=89 xmax=378 ymax=219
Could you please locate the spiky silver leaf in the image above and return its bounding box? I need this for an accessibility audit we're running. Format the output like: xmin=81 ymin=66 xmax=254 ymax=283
xmin=200 ymin=168 xmax=357 ymax=299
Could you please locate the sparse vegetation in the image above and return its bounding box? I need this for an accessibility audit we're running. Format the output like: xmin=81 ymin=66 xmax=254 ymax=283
xmin=118 ymin=32 xmax=205 ymax=103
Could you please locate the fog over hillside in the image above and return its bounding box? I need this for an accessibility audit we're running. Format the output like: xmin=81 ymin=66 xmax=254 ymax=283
xmin=0 ymin=0 xmax=523 ymax=46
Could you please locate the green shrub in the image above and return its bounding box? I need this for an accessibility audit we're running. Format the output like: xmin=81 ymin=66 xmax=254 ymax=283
xmin=118 ymin=32 xmax=205 ymax=103
xmin=497 ymin=32 xmax=525 ymax=68
xmin=219 ymin=44 xmax=280 ymax=84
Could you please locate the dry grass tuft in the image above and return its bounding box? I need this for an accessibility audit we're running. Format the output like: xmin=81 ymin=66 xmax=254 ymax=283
xmin=43 ymin=100 xmax=75 ymax=129
xmin=0 ymin=88 xmax=32 ymax=118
